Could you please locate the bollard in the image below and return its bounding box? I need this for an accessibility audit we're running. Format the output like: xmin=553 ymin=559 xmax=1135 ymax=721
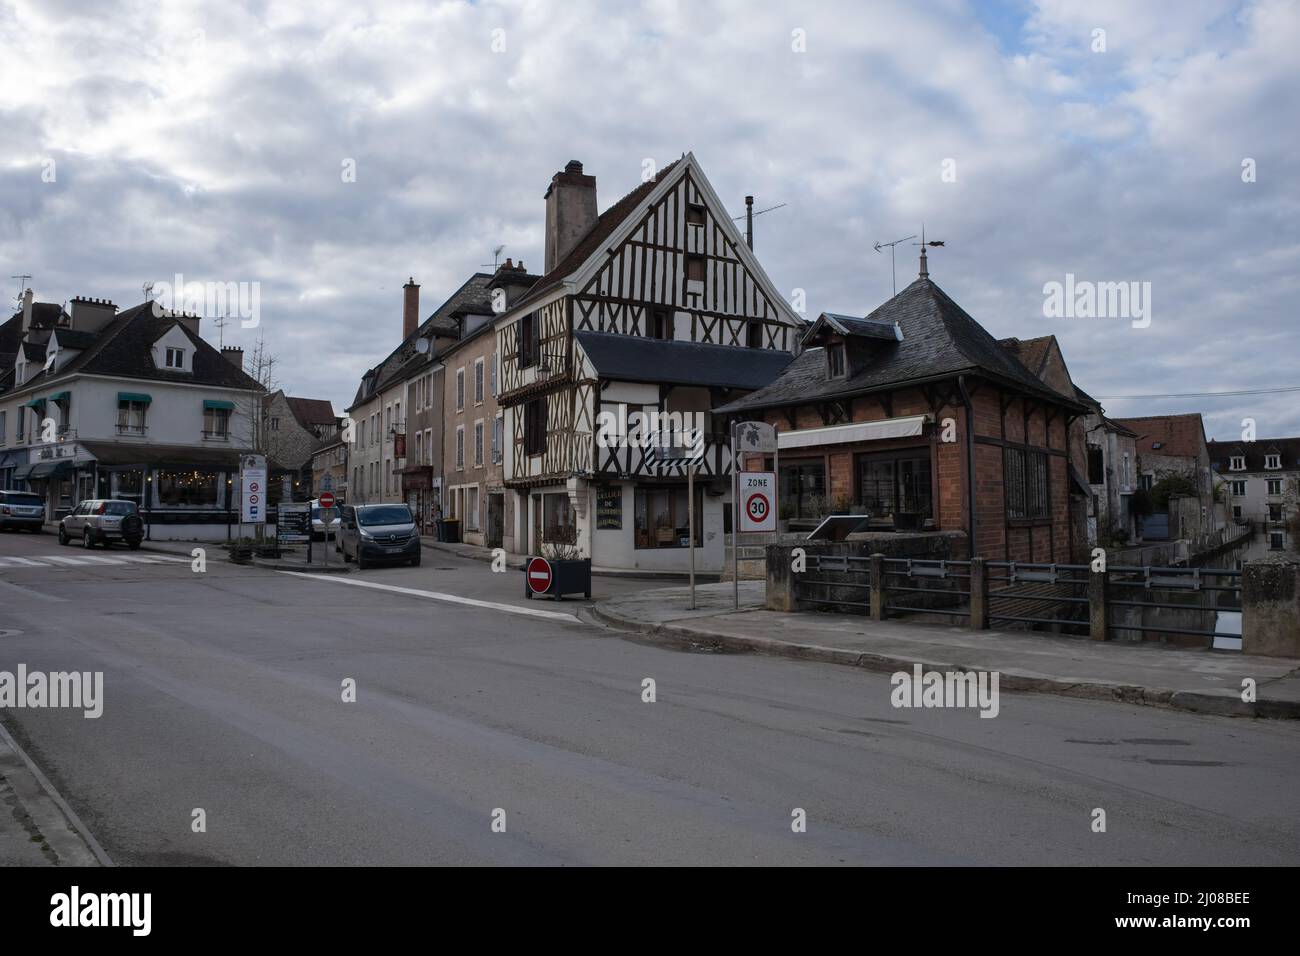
xmin=1088 ymin=567 xmax=1109 ymax=641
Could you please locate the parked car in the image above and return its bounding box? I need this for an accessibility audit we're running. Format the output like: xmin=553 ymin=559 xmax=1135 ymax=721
xmin=0 ymin=490 xmax=46 ymax=533
xmin=58 ymin=499 xmax=145 ymax=549
xmin=311 ymin=499 xmax=341 ymax=540
xmin=338 ymin=503 xmax=420 ymax=569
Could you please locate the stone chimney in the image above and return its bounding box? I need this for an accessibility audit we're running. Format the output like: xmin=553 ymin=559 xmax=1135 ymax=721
xmin=544 ymin=160 xmax=597 ymax=273
xmin=20 ymin=288 xmax=33 ymax=334
xmin=403 ymin=277 xmax=420 ymax=340
xmin=222 ymin=346 xmax=244 ymax=369
xmin=68 ymin=296 xmax=118 ymax=335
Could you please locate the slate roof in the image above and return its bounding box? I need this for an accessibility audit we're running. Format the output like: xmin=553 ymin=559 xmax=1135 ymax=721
xmin=717 ymin=277 xmax=1085 ymax=414
xmin=52 ymin=329 xmax=98 ymax=350
xmin=11 ymin=303 xmax=262 ymax=394
xmin=514 ymin=159 xmax=683 ymax=310
xmin=1207 ymin=437 xmax=1300 ymax=472
xmin=815 ymin=313 xmax=901 ymax=341
xmin=285 ymin=396 xmax=337 ymax=428
xmin=349 ymin=273 xmax=495 ymax=410
xmin=576 ymin=331 xmax=794 ymax=390
xmin=1110 ymin=414 xmax=1208 ymax=460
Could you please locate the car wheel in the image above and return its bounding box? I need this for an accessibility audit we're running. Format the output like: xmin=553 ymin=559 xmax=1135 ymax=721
xmin=128 ymin=540 xmax=141 ymax=551
xmin=410 ymin=553 xmax=421 ymax=567
xmin=31 ymin=526 xmax=42 ymax=534
xmin=58 ymin=527 xmax=69 ymax=546
xmin=82 ymin=529 xmax=95 ymax=548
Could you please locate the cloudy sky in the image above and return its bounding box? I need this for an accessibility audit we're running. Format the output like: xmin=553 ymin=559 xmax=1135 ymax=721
xmin=2 ymin=0 xmax=1296 ymax=439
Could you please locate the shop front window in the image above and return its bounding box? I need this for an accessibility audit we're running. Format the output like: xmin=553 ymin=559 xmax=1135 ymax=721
xmin=855 ymin=450 xmax=933 ymax=523
xmin=779 ymin=462 xmax=826 ymax=520
xmin=156 ymin=469 xmax=220 ymax=507
xmin=111 ymin=470 xmax=144 ymax=509
xmin=543 ymin=492 xmax=575 ymax=543
xmin=634 ymin=486 xmax=703 ymax=549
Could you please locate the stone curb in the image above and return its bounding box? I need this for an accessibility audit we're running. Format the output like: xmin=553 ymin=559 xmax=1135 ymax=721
xmin=589 ymin=605 xmax=1299 ymax=720
xmin=420 ymin=540 xmax=722 ymax=581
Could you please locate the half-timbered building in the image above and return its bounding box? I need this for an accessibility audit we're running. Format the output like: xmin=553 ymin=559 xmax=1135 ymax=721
xmin=494 ymin=154 xmax=801 ymax=570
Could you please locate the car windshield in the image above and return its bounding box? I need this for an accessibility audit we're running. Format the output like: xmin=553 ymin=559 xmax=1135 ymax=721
xmin=357 ymin=505 xmax=411 ymax=526
xmin=103 ymin=501 xmax=136 ymax=515
xmin=5 ymin=494 xmax=43 ymax=506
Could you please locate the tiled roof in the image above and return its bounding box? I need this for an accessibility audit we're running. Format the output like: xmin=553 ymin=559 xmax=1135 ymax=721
xmin=1207 ymin=437 xmax=1300 ymax=472
xmin=576 ymin=331 xmax=794 ymax=390
xmin=999 ymin=335 xmax=1054 ymax=377
xmin=1111 ymin=414 xmax=1208 ymax=459
xmin=285 ymin=396 xmax=337 ymax=428
xmin=717 ymin=277 xmax=1084 ymax=414
xmin=513 ymin=159 xmax=683 ymax=310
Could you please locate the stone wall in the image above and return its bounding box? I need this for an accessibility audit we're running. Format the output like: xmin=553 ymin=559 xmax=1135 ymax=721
xmin=1242 ymin=556 xmax=1300 ymax=657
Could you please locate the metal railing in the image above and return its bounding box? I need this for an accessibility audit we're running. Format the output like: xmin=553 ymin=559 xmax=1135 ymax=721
xmin=791 ymin=552 xmax=1243 ymax=646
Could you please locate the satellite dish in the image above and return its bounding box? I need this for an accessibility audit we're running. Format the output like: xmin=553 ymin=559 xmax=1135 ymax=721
xmin=414 ymin=337 xmax=431 ymax=354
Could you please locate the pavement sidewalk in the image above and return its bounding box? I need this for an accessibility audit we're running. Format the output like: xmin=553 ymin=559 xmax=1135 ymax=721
xmin=420 ymin=537 xmax=722 ymax=581
xmin=591 ymin=582 xmax=1300 ymax=719
xmin=0 ymin=721 xmax=107 ymax=866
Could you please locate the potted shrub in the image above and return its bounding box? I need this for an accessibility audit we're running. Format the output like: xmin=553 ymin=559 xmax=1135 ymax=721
xmin=524 ymin=540 xmax=592 ymax=600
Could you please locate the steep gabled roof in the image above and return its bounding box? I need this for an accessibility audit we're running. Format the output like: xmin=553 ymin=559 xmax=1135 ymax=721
xmin=717 ymin=276 xmax=1085 ymax=414
xmin=1111 ymin=414 xmax=1209 ymax=459
xmin=285 ymin=397 xmax=337 ymax=428
xmin=806 ymin=312 xmax=902 ymax=344
xmin=513 ymin=159 xmax=683 ymax=310
xmin=576 ymin=331 xmax=794 ymax=390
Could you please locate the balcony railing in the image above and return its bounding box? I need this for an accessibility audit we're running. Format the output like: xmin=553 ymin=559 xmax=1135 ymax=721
xmin=201 ymin=430 xmax=231 ymax=441
xmin=117 ymin=424 xmax=148 ymax=436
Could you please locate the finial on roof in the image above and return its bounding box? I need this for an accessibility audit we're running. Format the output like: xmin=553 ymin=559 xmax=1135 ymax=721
xmin=914 ymin=225 xmax=945 ymax=279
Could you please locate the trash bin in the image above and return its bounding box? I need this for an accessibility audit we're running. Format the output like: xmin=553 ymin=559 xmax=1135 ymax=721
xmin=442 ymin=518 xmax=461 ymax=544
xmin=434 ymin=518 xmax=447 ymax=542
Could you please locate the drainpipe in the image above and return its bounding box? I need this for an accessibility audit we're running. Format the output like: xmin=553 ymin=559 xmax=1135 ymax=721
xmin=957 ymin=375 xmax=977 ymax=556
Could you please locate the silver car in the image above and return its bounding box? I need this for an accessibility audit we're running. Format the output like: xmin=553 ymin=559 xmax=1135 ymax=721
xmin=58 ymin=499 xmax=145 ymax=549
xmin=311 ymin=499 xmax=341 ymax=540
xmin=0 ymin=490 xmax=46 ymax=533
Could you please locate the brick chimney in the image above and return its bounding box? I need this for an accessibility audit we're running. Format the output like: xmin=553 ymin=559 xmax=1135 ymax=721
xmin=544 ymin=160 xmax=597 ymax=273
xmin=403 ymin=277 xmax=420 ymax=340
xmin=222 ymin=346 xmax=244 ymax=369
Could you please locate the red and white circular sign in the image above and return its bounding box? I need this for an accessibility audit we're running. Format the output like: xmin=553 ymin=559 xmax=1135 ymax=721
xmin=527 ymin=557 xmax=553 ymax=594
xmin=319 ymin=491 xmax=335 ymax=509
xmin=746 ymin=492 xmax=770 ymax=523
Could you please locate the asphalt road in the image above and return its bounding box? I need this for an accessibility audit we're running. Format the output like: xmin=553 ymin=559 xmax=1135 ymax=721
xmin=2 ymin=529 xmax=1298 ymax=865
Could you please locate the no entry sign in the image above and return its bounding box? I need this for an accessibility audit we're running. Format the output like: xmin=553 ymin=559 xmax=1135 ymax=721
xmin=318 ymin=491 xmax=335 ymax=510
xmin=738 ymin=471 xmax=777 ymax=532
xmin=526 ymin=557 xmax=553 ymax=594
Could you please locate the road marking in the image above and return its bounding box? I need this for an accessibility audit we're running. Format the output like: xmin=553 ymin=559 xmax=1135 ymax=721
xmin=278 ymin=571 xmax=577 ymax=622
xmin=0 ymin=557 xmax=48 ymax=567
xmin=39 ymin=556 xmax=95 ymax=566
xmin=43 ymin=555 xmax=129 ymax=566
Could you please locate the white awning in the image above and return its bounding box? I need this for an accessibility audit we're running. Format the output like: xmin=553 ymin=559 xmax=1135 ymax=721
xmin=777 ymin=414 xmax=929 ymax=449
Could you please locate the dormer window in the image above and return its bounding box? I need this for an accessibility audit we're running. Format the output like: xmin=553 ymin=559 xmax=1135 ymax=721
xmin=1265 ymin=453 xmax=1281 ymax=470
xmin=686 ymin=204 xmax=706 ymax=228
xmin=165 ymin=347 xmax=185 ymax=369
xmin=1229 ymin=456 xmax=1246 ymax=471
xmin=826 ymin=343 xmax=846 ymax=379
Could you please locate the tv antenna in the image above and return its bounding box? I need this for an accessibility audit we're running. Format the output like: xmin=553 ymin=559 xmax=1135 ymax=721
xmin=214 ymin=313 xmax=230 ymax=349
xmin=10 ymin=274 xmax=32 ymax=306
xmin=872 ymin=235 xmax=915 ymax=297
xmin=481 ymin=244 xmax=506 ymax=270
xmin=732 ymin=198 xmax=786 ymax=250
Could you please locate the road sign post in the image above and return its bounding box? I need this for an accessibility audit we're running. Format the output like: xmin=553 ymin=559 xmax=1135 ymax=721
xmin=319 ymin=491 xmax=336 ymax=568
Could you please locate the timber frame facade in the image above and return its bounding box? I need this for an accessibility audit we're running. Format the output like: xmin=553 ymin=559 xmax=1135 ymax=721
xmin=494 ymin=153 xmax=802 ymax=569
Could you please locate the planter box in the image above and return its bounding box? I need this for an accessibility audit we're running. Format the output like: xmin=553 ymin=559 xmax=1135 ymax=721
xmin=524 ymin=558 xmax=591 ymax=600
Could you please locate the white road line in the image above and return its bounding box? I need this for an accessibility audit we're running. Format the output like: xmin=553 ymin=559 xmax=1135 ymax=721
xmin=0 ymin=557 xmax=50 ymax=567
xmin=50 ymin=555 xmax=128 ymax=566
xmin=135 ymin=553 xmax=192 ymax=562
xmin=39 ymin=556 xmax=94 ymax=566
xmin=278 ymin=571 xmax=577 ymax=622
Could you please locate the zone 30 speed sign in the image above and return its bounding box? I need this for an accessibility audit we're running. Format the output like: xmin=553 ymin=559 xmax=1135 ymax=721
xmin=738 ymin=471 xmax=777 ymax=533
